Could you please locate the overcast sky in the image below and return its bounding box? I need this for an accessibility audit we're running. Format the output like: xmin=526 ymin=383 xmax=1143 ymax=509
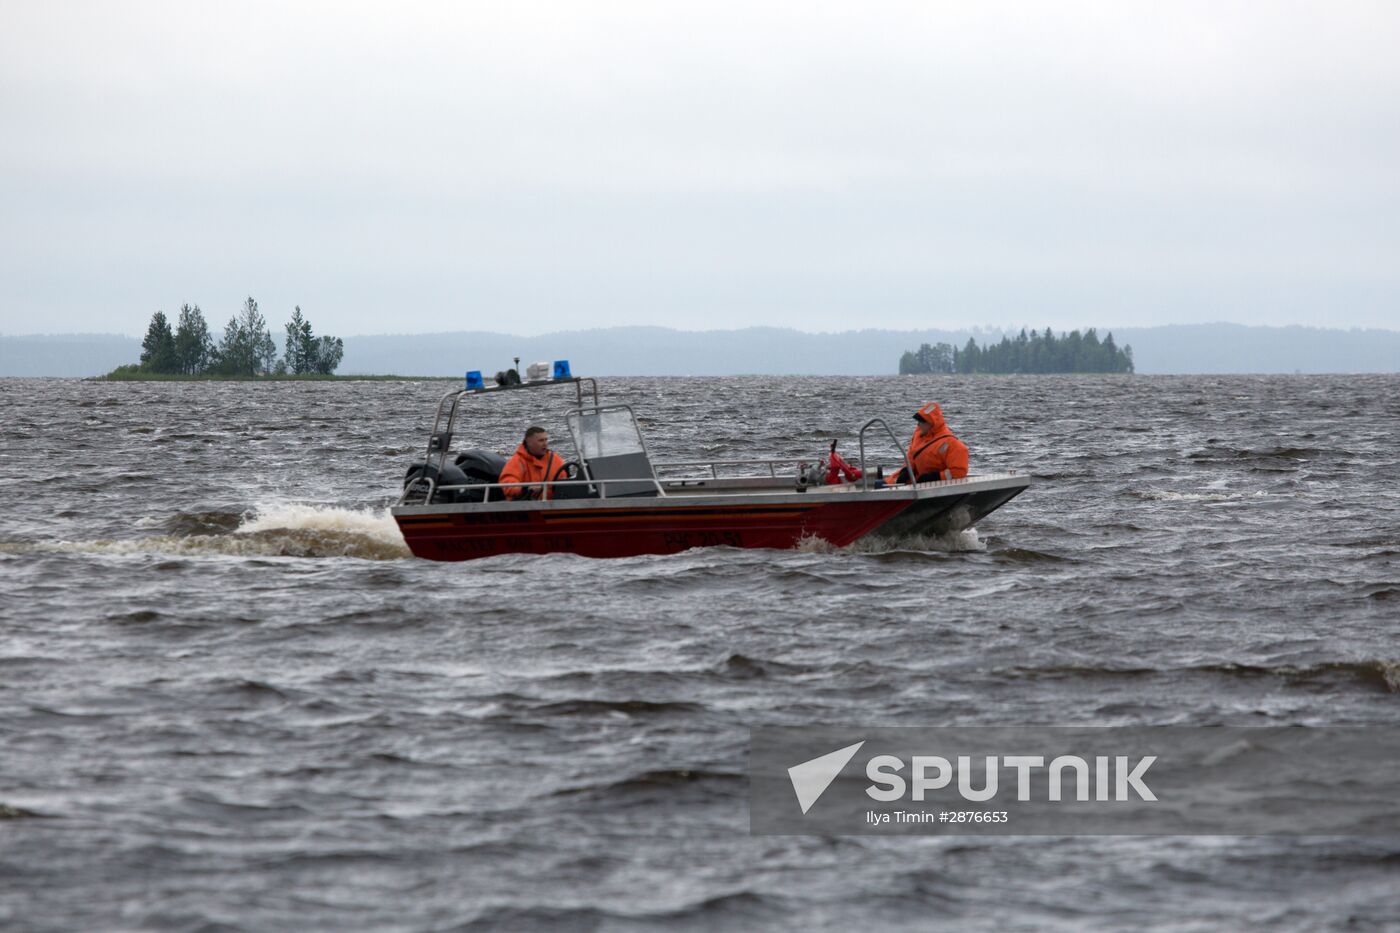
xmin=2 ymin=1 xmax=1398 ymax=337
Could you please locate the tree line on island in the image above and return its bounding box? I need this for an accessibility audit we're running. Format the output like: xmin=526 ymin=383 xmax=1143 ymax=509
xmin=900 ymin=328 xmax=1134 ymax=374
xmin=115 ymin=298 xmax=344 ymax=377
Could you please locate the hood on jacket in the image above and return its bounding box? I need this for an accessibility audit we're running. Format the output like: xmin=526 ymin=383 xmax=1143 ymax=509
xmin=914 ymin=402 xmax=946 ymax=433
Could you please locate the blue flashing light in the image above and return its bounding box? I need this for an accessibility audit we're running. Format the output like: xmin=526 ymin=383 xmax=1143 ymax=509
xmin=465 ymin=370 xmax=484 ymax=390
xmin=552 ymin=359 xmax=571 ymax=379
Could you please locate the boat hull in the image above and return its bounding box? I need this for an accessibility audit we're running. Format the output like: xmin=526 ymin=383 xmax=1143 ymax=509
xmin=392 ymin=473 xmax=1029 ymax=561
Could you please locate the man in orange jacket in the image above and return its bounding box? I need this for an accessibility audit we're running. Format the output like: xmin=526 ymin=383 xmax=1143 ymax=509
xmin=888 ymin=402 xmax=969 ymax=485
xmin=499 ymin=426 xmax=568 ymax=500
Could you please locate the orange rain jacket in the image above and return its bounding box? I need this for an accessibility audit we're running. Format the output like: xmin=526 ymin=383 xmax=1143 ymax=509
xmin=499 ymin=444 xmax=567 ymax=500
xmin=895 ymin=402 xmax=969 ymax=483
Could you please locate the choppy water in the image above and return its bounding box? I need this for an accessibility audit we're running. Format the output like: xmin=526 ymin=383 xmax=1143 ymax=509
xmin=1 ymin=374 xmax=1398 ymax=931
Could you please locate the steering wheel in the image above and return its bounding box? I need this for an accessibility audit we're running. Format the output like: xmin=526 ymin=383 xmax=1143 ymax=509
xmin=556 ymin=460 xmax=583 ymax=481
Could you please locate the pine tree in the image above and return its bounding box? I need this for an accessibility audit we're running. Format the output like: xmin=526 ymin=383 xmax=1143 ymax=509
xmin=212 ymin=314 xmax=250 ymax=375
xmin=1065 ymin=329 xmax=1083 ymax=371
xmin=1103 ymin=329 xmax=1125 ymax=369
xmin=173 ymin=303 xmax=212 ymax=374
xmin=139 ymin=311 xmax=178 ymax=373
xmin=236 ymin=297 xmax=276 ymax=374
xmin=284 ymin=306 xmax=314 ymax=374
xmin=959 ymin=338 xmax=980 ymax=373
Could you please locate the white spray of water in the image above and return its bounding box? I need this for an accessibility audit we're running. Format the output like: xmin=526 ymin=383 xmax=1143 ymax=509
xmin=798 ymin=527 xmax=986 ymax=555
xmin=1136 ymin=490 xmax=1270 ymax=503
xmin=237 ymin=502 xmax=403 ymax=542
xmin=231 ymin=502 xmax=413 ymax=559
xmin=15 ymin=504 xmax=412 ymax=561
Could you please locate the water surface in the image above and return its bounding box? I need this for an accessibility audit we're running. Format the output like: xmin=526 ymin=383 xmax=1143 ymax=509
xmin=1 ymin=374 xmax=1397 ymax=931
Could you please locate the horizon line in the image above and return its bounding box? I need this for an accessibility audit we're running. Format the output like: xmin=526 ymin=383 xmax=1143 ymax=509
xmin=5 ymin=321 xmax=1400 ymax=341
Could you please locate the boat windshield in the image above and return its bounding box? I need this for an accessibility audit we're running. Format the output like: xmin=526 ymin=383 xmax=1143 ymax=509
xmin=568 ymin=407 xmax=646 ymax=459
xmin=566 ymin=405 xmax=660 ymax=497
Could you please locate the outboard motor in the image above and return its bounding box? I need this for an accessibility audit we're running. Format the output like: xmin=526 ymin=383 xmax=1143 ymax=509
xmin=453 ymin=449 xmax=507 ymax=502
xmin=454 ymin=449 xmax=507 ymax=483
xmin=405 ymin=448 xmax=590 ymax=504
xmin=402 ymin=460 xmax=472 ymax=504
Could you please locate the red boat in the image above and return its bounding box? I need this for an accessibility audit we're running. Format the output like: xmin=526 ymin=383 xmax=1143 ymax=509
xmin=391 ymin=366 xmax=1029 ymax=561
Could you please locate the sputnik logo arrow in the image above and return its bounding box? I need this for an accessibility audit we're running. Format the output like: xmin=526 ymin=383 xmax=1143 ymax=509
xmin=788 ymin=741 xmax=866 ymax=814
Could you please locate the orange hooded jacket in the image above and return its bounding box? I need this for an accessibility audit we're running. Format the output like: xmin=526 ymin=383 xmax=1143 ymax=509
xmin=895 ymin=402 xmax=969 ymax=483
xmin=499 ymin=444 xmax=567 ymax=500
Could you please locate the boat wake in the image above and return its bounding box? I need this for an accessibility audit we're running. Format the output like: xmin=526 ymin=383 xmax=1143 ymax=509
xmin=229 ymin=503 xmax=413 ymax=560
xmin=11 ymin=504 xmax=412 ymax=561
xmin=798 ymin=527 xmax=987 ymax=555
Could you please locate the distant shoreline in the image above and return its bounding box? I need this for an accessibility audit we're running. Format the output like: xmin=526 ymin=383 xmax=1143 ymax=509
xmin=94 ymin=372 xmax=450 ymax=382
xmin=6 ymin=324 xmax=1398 ymax=376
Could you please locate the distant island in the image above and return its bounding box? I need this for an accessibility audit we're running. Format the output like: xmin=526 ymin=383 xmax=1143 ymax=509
xmin=899 ymin=328 xmax=1134 ymax=374
xmin=105 ymin=298 xmax=346 ymax=379
xmin=5 ymin=323 xmax=1398 ymax=377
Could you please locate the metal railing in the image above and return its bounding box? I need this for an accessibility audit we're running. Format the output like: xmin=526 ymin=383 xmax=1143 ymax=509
xmin=399 ymin=450 xmax=921 ymax=506
xmin=858 ymin=418 xmax=915 ymax=486
xmin=654 ymin=457 xmax=794 ymax=479
xmin=419 ymin=376 xmax=601 ymax=488
xmin=400 ymin=475 xmax=667 ymax=505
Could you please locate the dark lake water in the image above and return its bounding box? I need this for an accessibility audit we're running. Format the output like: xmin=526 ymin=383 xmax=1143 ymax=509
xmin=2 ymin=374 xmax=1398 ymax=931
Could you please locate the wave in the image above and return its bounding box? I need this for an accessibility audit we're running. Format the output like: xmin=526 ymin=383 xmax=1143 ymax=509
xmin=1003 ymin=659 xmax=1400 ymax=694
xmin=712 ymin=652 xmax=806 ymax=679
xmin=1188 ymin=445 xmax=1339 ymax=462
xmin=460 ymin=907 xmax=617 ymax=930
xmin=991 ymin=546 xmax=1069 ymax=564
xmin=1129 ymin=489 xmax=1269 ymax=503
xmin=798 ymin=527 xmax=987 ymax=554
xmin=466 ymin=892 xmax=785 ymax=930
xmin=6 ymin=504 xmax=412 ymax=561
xmin=553 ymin=767 xmax=745 ymax=798
xmin=1213 ymin=660 xmax=1400 ymax=694
xmin=530 ymin=698 xmax=705 ymax=717
xmin=635 ymin=891 xmax=785 ymax=926
xmin=161 ymin=509 xmax=246 ymax=536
